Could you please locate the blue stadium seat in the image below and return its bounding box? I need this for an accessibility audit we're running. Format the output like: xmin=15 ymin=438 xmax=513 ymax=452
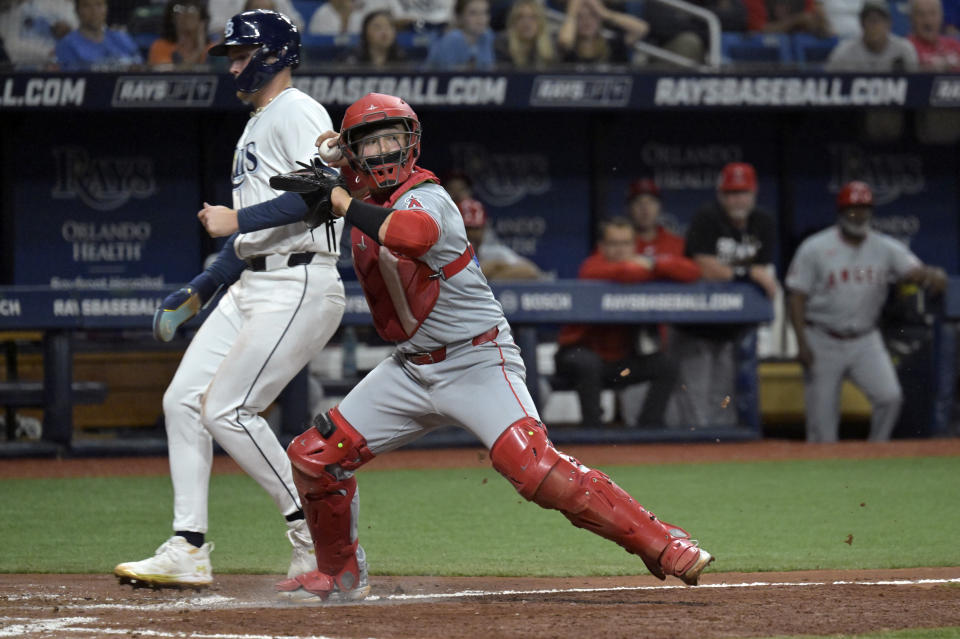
xmin=624 ymin=0 xmax=645 ymax=17
xmin=292 ymin=0 xmax=321 ymax=24
xmin=889 ymin=0 xmax=911 ymax=36
xmin=396 ymin=30 xmax=437 ymax=62
xmin=301 ymin=33 xmax=357 ymax=64
xmin=132 ymin=32 xmax=159 ymax=58
xmin=721 ymin=33 xmax=793 ymax=65
xmin=792 ymin=33 xmax=840 ymax=68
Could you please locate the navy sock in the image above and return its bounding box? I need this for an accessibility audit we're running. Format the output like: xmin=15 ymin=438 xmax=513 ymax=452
xmin=285 ymin=509 xmax=305 ymax=522
xmin=175 ymin=531 xmax=205 ymax=548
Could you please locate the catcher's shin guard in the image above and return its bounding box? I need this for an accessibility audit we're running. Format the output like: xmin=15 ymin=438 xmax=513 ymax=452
xmin=490 ymin=419 xmax=712 ymax=584
xmin=280 ymin=407 xmax=374 ymax=599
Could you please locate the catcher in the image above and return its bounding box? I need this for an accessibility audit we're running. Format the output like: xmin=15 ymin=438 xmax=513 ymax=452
xmin=200 ymin=92 xmax=714 ymax=602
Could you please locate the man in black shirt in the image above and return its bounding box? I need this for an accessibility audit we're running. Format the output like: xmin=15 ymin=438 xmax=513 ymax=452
xmin=672 ymin=162 xmax=778 ymax=428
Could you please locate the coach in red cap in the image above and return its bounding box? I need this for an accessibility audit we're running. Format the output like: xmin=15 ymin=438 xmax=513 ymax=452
xmin=671 ymin=161 xmax=778 ymax=428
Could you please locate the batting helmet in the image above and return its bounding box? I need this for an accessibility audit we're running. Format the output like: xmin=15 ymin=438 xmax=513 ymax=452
xmin=458 ymin=198 xmax=487 ymax=229
xmin=340 ymin=93 xmax=421 ymax=191
xmin=717 ymin=162 xmax=757 ymax=192
xmin=209 ymin=10 xmax=300 ymax=94
xmin=628 ymin=178 xmax=660 ymax=200
xmin=836 ymin=181 xmax=874 ymax=209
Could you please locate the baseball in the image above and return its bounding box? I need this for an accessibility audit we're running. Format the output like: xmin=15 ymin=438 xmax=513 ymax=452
xmin=319 ymin=137 xmax=342 ymax=163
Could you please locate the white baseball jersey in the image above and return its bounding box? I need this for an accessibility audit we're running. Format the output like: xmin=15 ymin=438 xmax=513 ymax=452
xmin=231 ymin=87 xmax=343 ymax=260
xmin=390 ymin=182 xmax=505 ymax=353
xmin=786 ymin=226 xmax=921 ymax=334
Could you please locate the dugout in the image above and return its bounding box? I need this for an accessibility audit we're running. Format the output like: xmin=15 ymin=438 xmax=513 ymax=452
xmin=1 ymin=69 xmax=959 ymax=450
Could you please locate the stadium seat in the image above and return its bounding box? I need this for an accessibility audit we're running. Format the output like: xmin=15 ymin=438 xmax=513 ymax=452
xmin=791 ymin=33 xmax=840 ymax=68
xmin=624 ymin=0 xmax=645 ymax=17
xmin=396 ymin=30 xmax=437 ymax=62
xmin=889 ymin=0 xmax=911 ymax=36
xmin=301 ymin=33 xmax=357 ymax=64
xmin=721 ymin=32 xmax=793 ymax=65
xmin=292 ymin=0 xmax=321 ymax=25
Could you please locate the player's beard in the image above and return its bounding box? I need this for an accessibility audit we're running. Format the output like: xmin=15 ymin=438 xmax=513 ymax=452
xmin=839 ymin=218 xmax=870 ymax=237
xmin=727 ymin=207 xmax=750 ymax=222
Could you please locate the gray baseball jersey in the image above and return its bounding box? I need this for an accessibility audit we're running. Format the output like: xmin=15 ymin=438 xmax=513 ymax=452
xmin=786 ymin=226 xmax=920 ymax=335
xmin=338 ymin=179 xmax=536 ymax=453
xmin=786 ymin=225 xmax=917 ymax=442
xmin=390 ymin=182 xmax=505 ymax=353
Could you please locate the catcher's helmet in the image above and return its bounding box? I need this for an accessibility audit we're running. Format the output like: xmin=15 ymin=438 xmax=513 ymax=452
xmin=717 ymin=162 xmax=757 ymax=192
xmin=209 ymin=10 xmax=300 ymax=94
xmin=340 ymin=93 xmax=421 ymax=191
xmin=836 ymin=181 xmax=874 ymax=209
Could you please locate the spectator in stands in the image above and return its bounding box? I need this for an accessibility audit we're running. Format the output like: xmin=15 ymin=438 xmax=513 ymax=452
xmin=818 ymin=0 xmax=863 ymax=37
xmin=309 ymin=0 xmax=385 ymax=36
xmin=342 ymin=9 xmax=407 ymax=66
xmin=55 ymin=0 xmax=142 ymax=70
xmin=493 ymin=0 xmax=556 ymax=68
xmin=826 ymin=0 xmax=918 ymax=70
xmin=554 ymin=218 xmax=681 ymax=430
xmin=424 ymin=0 xmax=495 ymax=68
xmin=645 ymin=0 xmax=746 ymax=63
xmin=209 ymin=0 xmax=303 ymax=40
xmin=672 ymin=162 xmax=777 ymax=428
xmin=909 ymin=0 xmax=960 ymax=69
xmin=458 ymin=198 xmax=544 ymax=280
xmin=148 ymin=0 xmax=211 ymax=70
xmin=757 ymin=0 xmax=828 ymax=34
xmin=0 ymin=0 xmax=77 ymax=68
xmin=557 ymin=0 xmax=649 ymax=65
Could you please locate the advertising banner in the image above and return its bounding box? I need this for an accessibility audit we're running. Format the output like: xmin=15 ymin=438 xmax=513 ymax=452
xmin=11 ymin=113 xmax=204 ymax=288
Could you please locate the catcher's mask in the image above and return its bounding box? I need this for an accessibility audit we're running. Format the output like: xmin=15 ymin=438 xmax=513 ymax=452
xmin=340 ymin=93 xmax=421 ymax=191
xmin=209 ymin=10 xmax=300 ymax=94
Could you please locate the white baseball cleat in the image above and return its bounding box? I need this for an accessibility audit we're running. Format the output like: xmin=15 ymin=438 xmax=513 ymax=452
xmin=114 ymin=536 xmax=214 ymax=588
xmin=286 ymin=519 xmax=317 ymax=578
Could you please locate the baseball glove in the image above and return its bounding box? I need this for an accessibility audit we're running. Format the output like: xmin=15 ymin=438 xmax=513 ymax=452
xmin=270 ymin=158 xmax=347 ymax=229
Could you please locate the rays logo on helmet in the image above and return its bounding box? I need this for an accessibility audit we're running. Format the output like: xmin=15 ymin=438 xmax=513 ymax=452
xmin=224 ymin=20 xmax=234 ymax=37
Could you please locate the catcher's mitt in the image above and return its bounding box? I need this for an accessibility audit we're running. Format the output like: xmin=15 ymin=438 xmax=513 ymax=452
xmin=270 ymin=157 xmax=347 ymax=229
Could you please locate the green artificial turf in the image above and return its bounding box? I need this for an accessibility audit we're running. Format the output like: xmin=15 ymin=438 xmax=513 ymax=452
xmin=1 ymin=456 xmax=958 ymax=575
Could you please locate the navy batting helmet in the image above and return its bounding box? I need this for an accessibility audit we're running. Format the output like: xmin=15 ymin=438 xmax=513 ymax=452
xmin=209 ymin=10 xmax=300 ymax=94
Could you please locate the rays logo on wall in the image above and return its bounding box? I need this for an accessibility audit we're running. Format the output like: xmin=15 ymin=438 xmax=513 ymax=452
xmin=51 ymin=146 xmax=156 ymax=211
xmin=450 ymin=143 xmax=550 ymax=207
xmin=828 ymin=144 xmax=925 ymax=206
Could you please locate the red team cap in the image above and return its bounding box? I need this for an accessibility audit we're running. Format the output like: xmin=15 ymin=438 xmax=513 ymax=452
xmin=717 ymin=162 xmax=758 ymax=192
xmin=458 ymin=198 xmax=487 ymax=228
xmin=628 ymin=178 xmax=661 ymax=200
xmin=836 ymin=181 xmax=874 ymax=209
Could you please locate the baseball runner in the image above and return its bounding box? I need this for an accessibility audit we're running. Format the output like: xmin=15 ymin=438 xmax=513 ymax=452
xmin=226 ymin=93 xmax=713 ymax=602
xmin=114 ymin=10 xmax=345 ymax=588
xmin=785 ymin=181 xmax=946 ymax=442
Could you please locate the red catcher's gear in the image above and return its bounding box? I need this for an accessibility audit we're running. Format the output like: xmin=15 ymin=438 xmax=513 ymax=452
xmin=836 ymin=181 xmax=873 ymax=209
xmin=351 ymin=167 xmax=475 ymax=342
xmin=280 ymin=407 xmax=374 ymax=599
xmin=490 ymin=419 xmax=709 ymax=583
xmin=717 ymin=162 xmax=757 ymax=192
xmin=383 ymin=209 xmax=440 ymax=258
xmin=340 ymin=93 xmax=421 ymax=191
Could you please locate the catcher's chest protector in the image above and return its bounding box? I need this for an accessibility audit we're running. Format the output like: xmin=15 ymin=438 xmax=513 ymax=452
xmin=352 ymin=227 xmax=441 ymax=342
xmin=350 ymin=168 xmax=471 ymax=342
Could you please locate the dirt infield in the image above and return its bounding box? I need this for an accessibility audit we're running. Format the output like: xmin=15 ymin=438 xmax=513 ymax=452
xmin=3 ymin=439 xmax=960 ymax=638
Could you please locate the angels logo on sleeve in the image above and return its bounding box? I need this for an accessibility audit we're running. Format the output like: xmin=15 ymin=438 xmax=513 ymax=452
xmin=406 ymin=195 xmax=423 ymax=209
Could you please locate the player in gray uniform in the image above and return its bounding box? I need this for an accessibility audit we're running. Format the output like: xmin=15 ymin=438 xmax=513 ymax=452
xmin=245 ymin=93 xmax=714 ymax=603
xmin=785 ymin=181 xmax=946 ymax=443
xmin=114 ymin=10 xmax=345 ymax=588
